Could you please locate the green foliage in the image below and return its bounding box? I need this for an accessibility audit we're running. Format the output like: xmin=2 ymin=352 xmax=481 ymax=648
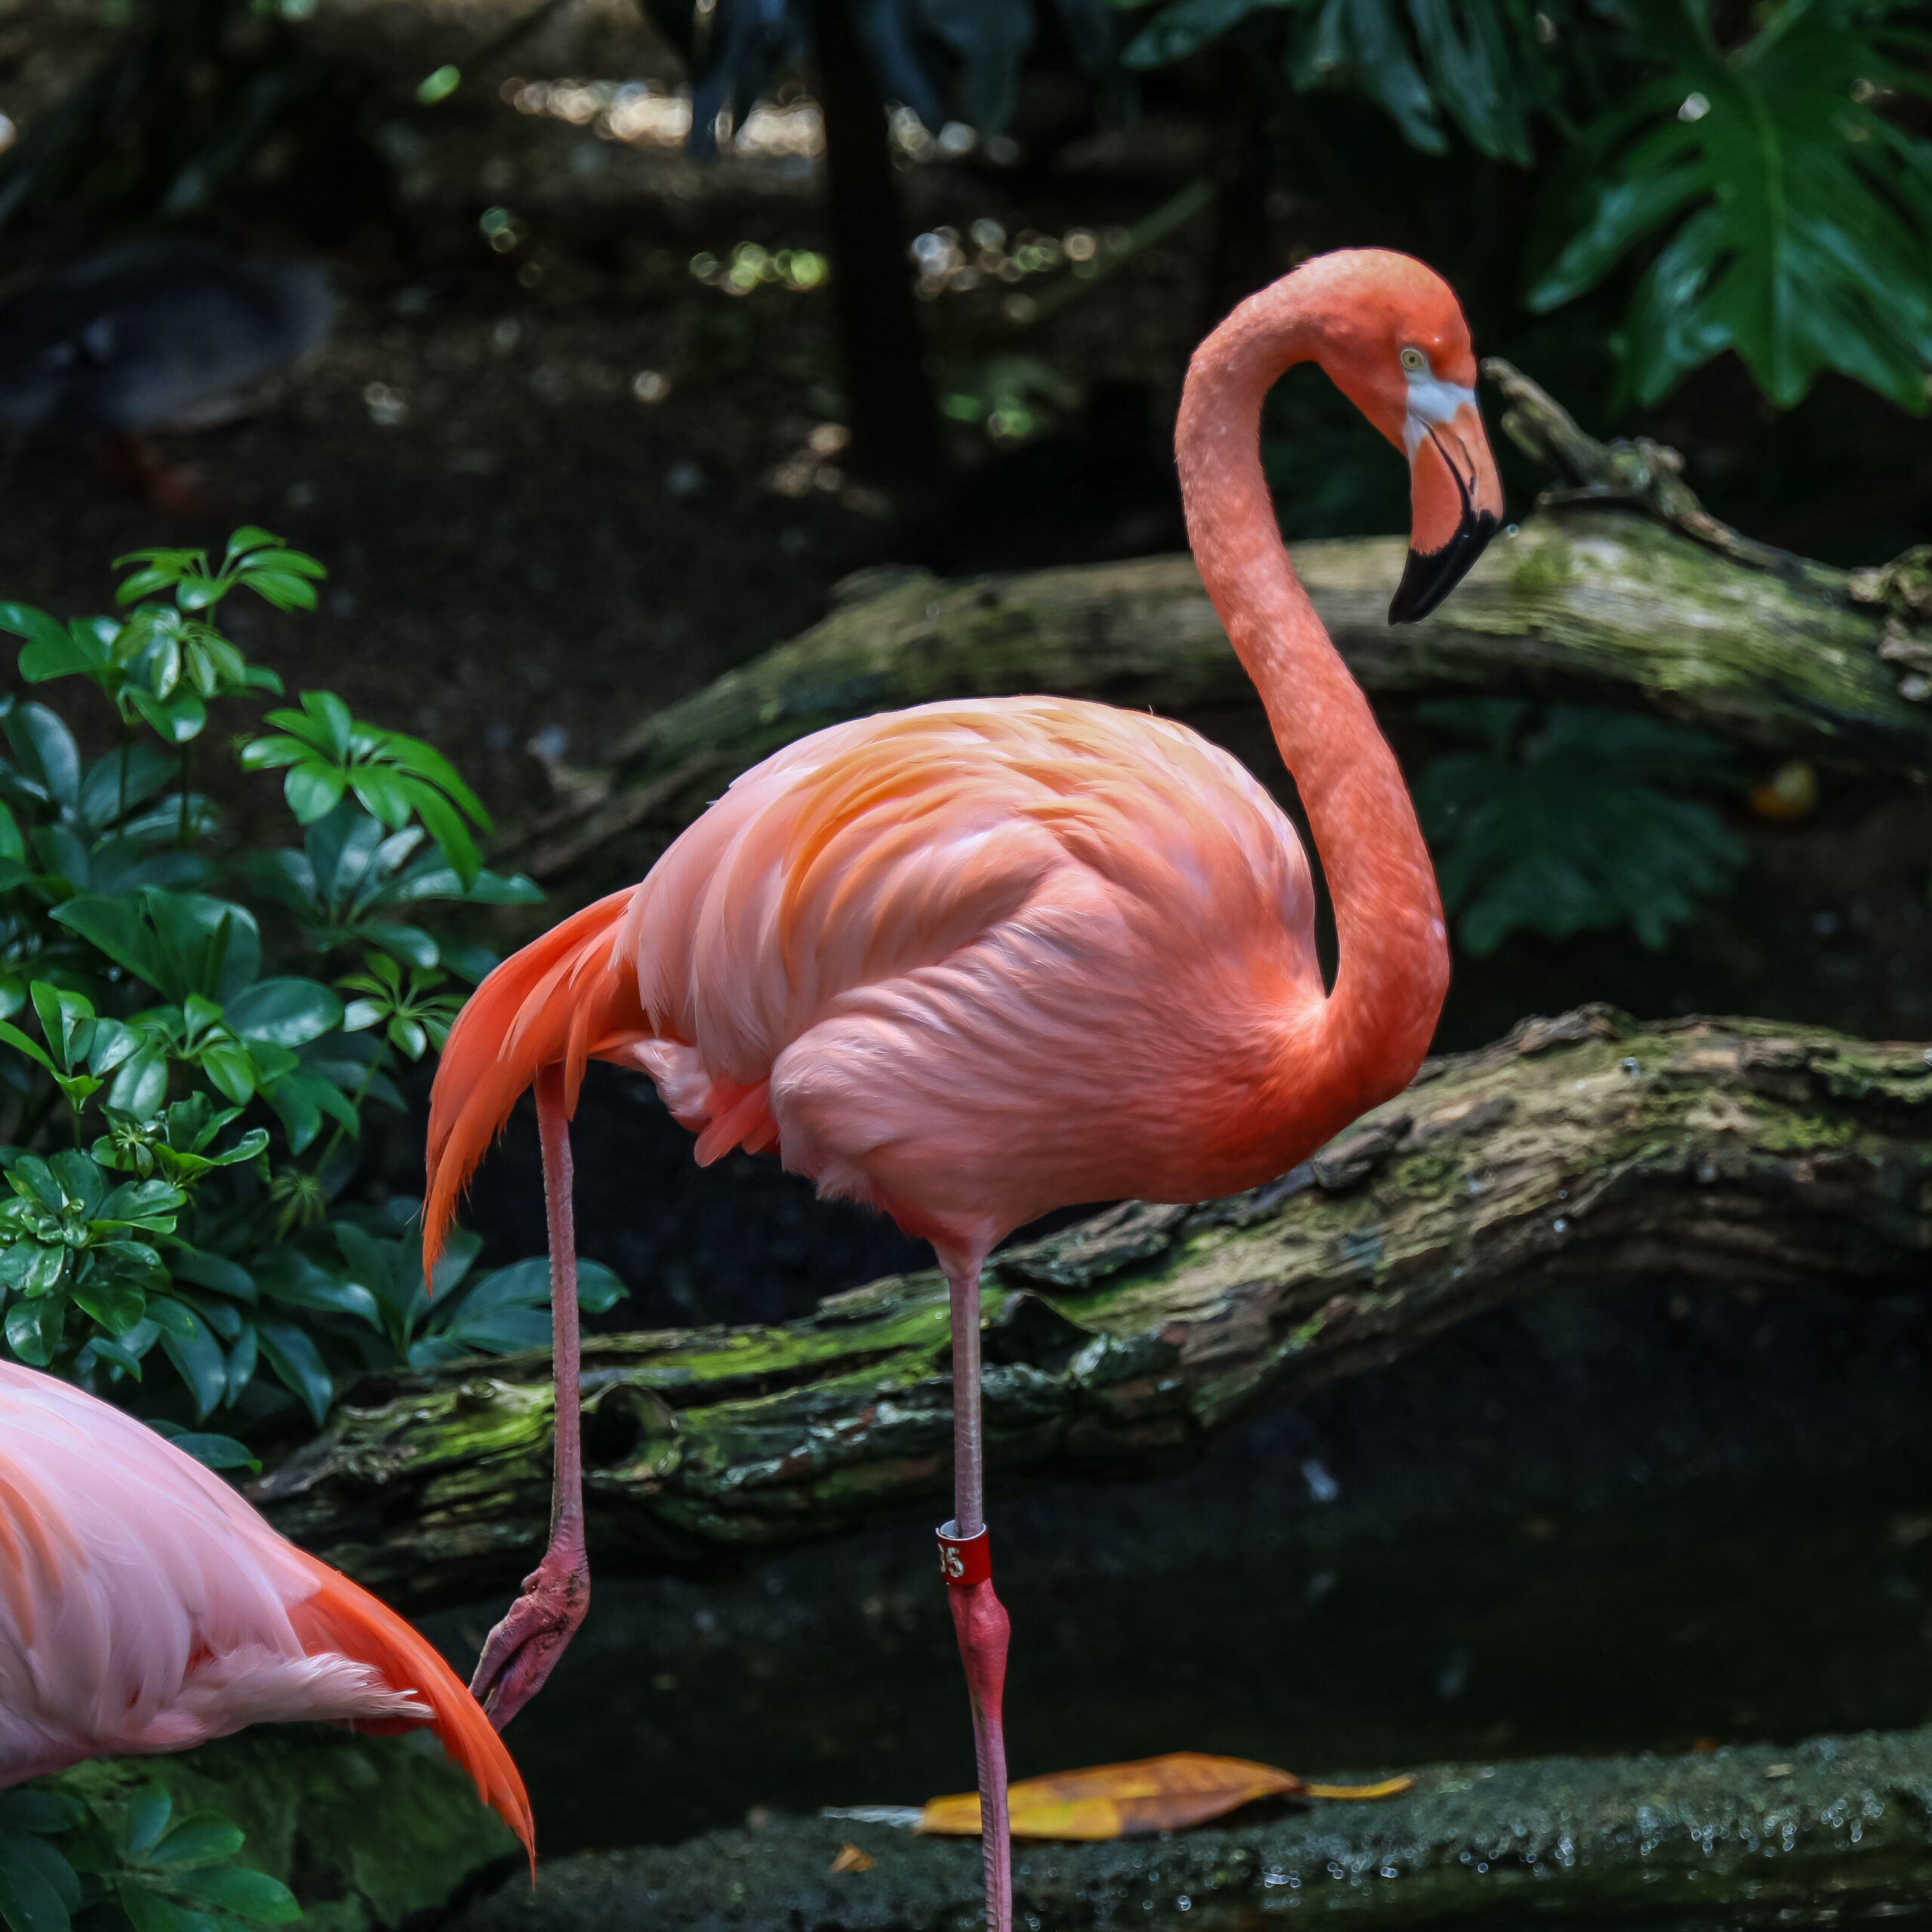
xmin=1124 ymin=0 xmax=1555 ymax=164
xmin=239 ymin=697 xmax=494 ymax=892
xmin=0 ymin=1781 xmax=298 ymax=1932
xmin=0 ymin=533 xmax=621 ymax=1440
xmin=1414 ymin=700 xmax=1749 ymax=955
xmin=1121 ymin=0 xmax=1932 ymax=415
xmin=1529 ymin=0 xmax=1932 ymax=413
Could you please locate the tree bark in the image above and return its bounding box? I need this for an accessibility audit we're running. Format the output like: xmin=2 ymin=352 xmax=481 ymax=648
xmin=253 ymin=1008 xmax=1932 ymax=1608
xmin=804 ymin=0 xmax=943 ymax=488
xmin=503 ymin=500 xmax=1927 ymax=891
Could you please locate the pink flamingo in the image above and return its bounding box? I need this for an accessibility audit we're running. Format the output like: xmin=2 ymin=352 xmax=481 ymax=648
xmin=425 ymin=248 xmax=1502 ymax=1930
xmin=0 ymin=1360 xmax=534 ymax=1864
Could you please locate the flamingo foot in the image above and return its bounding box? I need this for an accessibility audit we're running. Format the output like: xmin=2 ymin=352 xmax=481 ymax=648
xmin=949 ymin=1576 xmax=1013 ymax=1932
xmin=469 ymin=1534 xmax=589 ymax=1730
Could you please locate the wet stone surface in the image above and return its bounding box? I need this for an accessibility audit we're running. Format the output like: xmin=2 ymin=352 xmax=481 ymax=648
xmin=454 ymin=1727 xmax=1932 ymax=1930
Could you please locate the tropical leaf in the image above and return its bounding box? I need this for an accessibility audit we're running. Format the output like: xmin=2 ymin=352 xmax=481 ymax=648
xmin=1126 ymin=0 xmax=1555 ymax=162
xmin=1414 ymin=702 xmax=1748 ymax=955
xmin=1529 ymin=0 xmax=1932 ymax=411
xmin=918 ymin=1753 xmax=1413 ymax=1839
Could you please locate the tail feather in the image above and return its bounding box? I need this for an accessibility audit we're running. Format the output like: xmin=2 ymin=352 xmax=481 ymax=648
xmin=287 ymin=1560 xmax=536 ymax=1869
xmin=424 ymin=887 xmax=651 ymax=1277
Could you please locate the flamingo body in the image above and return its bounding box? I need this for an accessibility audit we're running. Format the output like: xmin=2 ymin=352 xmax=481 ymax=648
xmin=425 ymin=248 xmax=1506 ymax=1932
xmin=432 ymin=695 xmax=1404 ymax=1267
xmin=0 ymin=1363 xmax=532 ymax=1862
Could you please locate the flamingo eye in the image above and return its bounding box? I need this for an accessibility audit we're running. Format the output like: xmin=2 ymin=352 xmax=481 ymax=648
xmin=1400 ymin=347 xmax=1428 ymax=374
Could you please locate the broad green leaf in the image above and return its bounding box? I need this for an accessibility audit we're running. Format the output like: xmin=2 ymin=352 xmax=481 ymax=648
xmin=2 ymin=705 xmax=79 ymax=809
xmin=235 ymin=736 xmax=309 ymax=773
xmin=223 ymin=525 xmax=285 ymax=565
xmin=224 ymin=977 xmax=343 ymax=1046
xmin=0 ymin=1826 xmax=77 ymax=1932
xmin=238 ymin=572 xmax=319 ymax=613
xmin=379 ymin=733 xmax=491 ymax=830
xmin=110 ymin=1887 xmax=182 ymax=1932
xmin=347 ymin=766 xmax=414 ymax=830
xmin=98 ymin=1180 xmax=188 ymax=1229
xmin=167 ymin=1251 xmax=256 ymax=1301
xmin=0 ymin=1247 xmax=66 ymax=1298
xmin=30 ymin=983 xmax=94 ymax=1075
xmin=298 ymin=691 xmax=355 ymax=759
xmin=152 ymin=1297 xmax=226 ymax=1420
xmin=3 ymin=1293 xmax=63 ymax=1364
xmin=78 ymin=746 xmax=177 ymax=835
xmin=122 ymin=1789 xmax=174 ymax=1857
xmin=0 ymin=1794 xmax=81 ymax=1836
xmin=196 ymin=1040 xmax=257 ymax=1105
xmin=256 ymin=1318 xmax=331 ymax=1424
xmin=0 ymin=1021 xmax=55 ymax=1076
xmin=251 ymin=1248 xmax=380 ymax=1325
xmin=47 ymin=1150 xmax=105 ymax=1218
xmin=108 ymin=1045 xmax=169 ymax=1119
xmin=71 ymin=1276 xmax=147 ymax=1335
xmin=126 ymin=689 xmax=207 ymax=745
xmin=1415 ymin=703 xmax=1746 ymax=953
xmin=7 ymin=1155 xmax=61 ymax=1211
xmin=361 ymin=923 xmax=439 ymax=968
xmin=170 ymin=1867 xmax=298 ymax=1921
xmin=48 ymin=895 xmax=165 ymax=989
xmin=145 ymin=1814 xmax=243 ymax=1871
xmin=225 ymin=1321 xmax=258 ymax=1404
xmin=410 ymin=788 xmax=481 ymax=889
xmin=0 ymin=602 xmax=72 ymax=660
xmin=284 ymin=764 xmax=346 ymax=824
xmin=1527 ymin=0 xmax=1932 ymax=411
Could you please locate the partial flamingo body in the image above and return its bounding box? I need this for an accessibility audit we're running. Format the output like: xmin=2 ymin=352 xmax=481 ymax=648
xmin=426 ymin=247 xmax=1503 ymax=1932
xmin=0 ymin=1362 xmax=534 ymax=1864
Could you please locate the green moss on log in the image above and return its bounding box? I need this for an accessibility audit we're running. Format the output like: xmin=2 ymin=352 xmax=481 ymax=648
xmin=507 ymin=509 xmax=1922 ymax=891
xmin=254 ymin=1009 xmax=1932 ymax=1608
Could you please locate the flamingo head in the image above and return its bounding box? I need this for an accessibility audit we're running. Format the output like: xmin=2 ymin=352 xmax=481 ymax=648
xmin=1305 ymin=251 xmax=1505 ymax=624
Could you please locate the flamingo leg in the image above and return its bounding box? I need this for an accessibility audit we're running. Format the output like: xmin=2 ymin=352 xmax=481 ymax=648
xmin=470 ymin=1064 xmax=590 ymax=1727
xmin=946 ymin=1264 xmax=1012 ymax=1932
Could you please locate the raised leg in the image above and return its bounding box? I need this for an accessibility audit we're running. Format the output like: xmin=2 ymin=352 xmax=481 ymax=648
xmin=943 ymin=1264 xmax=1012 ymax=1932
xmin=470 ymin=1063 xmax=590 ymax=1727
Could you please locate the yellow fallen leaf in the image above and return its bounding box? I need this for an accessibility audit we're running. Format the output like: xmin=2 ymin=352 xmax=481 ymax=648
xmin=917 ymin=1752 xmax=1414 ymax=1841
xmin=829 ymin=1843 xmax=875 ymax=1873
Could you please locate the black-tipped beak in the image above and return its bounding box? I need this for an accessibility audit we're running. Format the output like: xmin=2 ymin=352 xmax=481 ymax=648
xmin=1388 ymin=508 xmax=1500 ymax=624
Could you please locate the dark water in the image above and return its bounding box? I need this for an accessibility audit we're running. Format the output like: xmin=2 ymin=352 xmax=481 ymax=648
xmin=426 ymin=1282 xmax=1932 ymax=1860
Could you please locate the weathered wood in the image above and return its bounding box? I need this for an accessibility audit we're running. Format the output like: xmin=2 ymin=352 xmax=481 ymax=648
xmin=506 ymin=506 xmax=1925 ymax=890
xmin=253 ymin=1009 xmax=1932 ymax=1607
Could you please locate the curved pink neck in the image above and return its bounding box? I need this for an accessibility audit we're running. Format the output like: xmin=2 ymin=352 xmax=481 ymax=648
xmin=1177 ymin=273 xmax=1449 ymax=1129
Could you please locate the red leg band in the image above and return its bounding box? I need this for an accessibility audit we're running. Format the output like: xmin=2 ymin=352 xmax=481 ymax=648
xmin=937 ymin=1521 xmax=992 ymax=1586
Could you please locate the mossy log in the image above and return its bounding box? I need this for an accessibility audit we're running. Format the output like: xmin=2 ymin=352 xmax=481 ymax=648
xmin=451 ymin=1724 xmax=1932 ymax=1931
xmin=254 ymin=1008 xmax=1932 ymax=1607
xmin=508 ymin=503 xmax=1927 ymax=888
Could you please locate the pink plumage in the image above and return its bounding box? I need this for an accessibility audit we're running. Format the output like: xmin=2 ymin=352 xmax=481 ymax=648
xmin=424 ymin=248 xmax=1507 ymax=1932
xmin=0 ymin=1363 xmax=533 ymax=1861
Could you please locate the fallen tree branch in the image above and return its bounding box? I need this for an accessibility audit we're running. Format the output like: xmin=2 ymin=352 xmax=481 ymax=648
xmin=254 ymin=1009 xmax=1932 ymax=1608
xmin=502 ymin=364 xmax=1927 ymax=891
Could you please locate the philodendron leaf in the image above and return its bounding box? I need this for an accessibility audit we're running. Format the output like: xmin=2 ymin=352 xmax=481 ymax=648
xmin=1528 ymin=0 xmax=1932 ymax=412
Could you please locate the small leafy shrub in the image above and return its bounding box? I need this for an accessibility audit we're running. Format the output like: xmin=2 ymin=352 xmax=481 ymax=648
xmin=0 ymin=531 xmax=622 ymax=1444
xmin=1414 ymin=699 xmax=1748 ymax=955
xmin=0 ymin=1780 xmax=297 ymax=1932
